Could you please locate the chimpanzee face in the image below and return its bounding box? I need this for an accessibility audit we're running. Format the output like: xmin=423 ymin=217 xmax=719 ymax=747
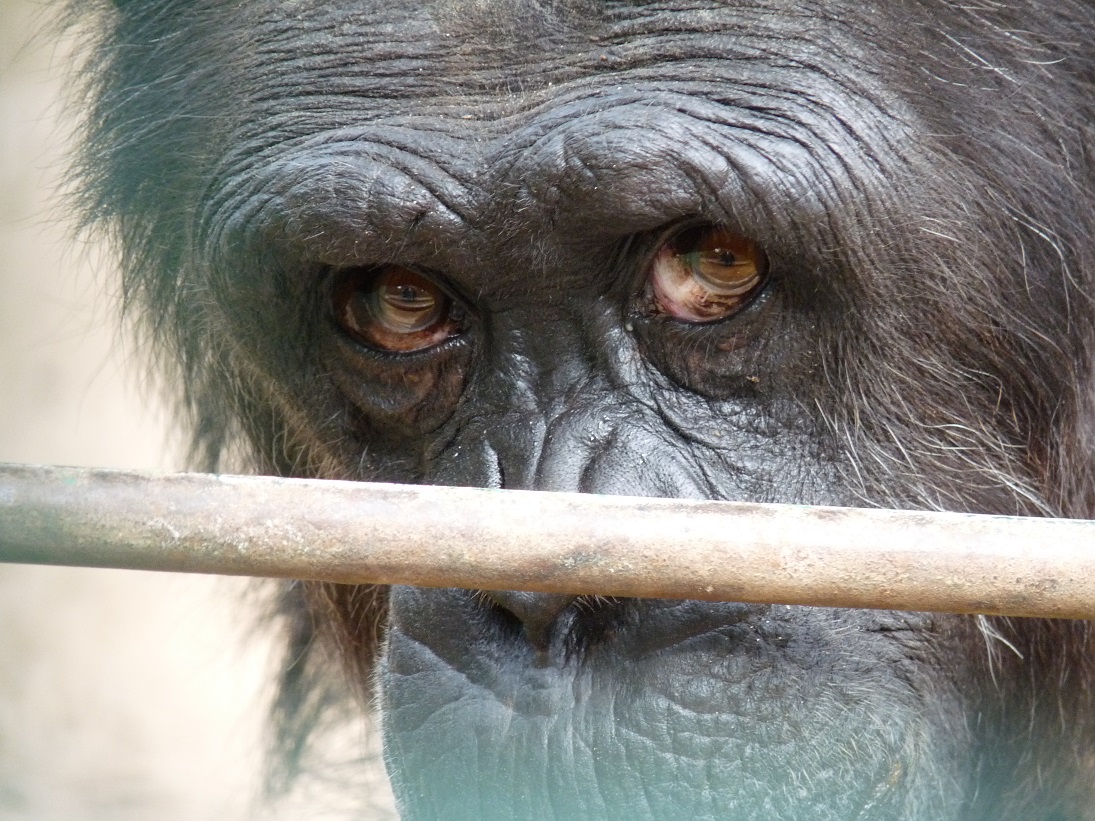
xmin=77 ymin=1 xmax=1095 ymax=818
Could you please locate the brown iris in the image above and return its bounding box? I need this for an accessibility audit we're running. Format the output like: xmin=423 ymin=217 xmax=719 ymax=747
xmin=647 ymin=225 xmax=769 ymax=322
xmin=332 ymin=265 xmax=464 ymax=353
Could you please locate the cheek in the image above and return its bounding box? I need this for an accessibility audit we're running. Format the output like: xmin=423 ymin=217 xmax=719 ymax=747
xmin=328 ymin=349 xmax=469 ymax=433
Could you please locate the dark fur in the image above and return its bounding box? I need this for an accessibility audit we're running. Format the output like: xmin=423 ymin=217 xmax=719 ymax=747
xmin=69 ymin=1 xmax=1095 ymax=818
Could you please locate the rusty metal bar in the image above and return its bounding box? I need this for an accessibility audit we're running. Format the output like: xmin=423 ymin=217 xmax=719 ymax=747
xmin=1 ymin=461 xmax=1094 ymax=618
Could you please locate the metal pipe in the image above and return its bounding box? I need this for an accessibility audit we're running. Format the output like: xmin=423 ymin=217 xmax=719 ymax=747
xmin=1 ymin=462 xmax=1094 ymax=618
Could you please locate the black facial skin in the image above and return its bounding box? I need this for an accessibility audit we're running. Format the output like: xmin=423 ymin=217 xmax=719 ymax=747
xmin=71 ymin=1 xmax=1095 ymax=818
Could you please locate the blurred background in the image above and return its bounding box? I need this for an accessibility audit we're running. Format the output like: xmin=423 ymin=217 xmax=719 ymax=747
xmin=0 ymin=3 xmax=281 ymax=818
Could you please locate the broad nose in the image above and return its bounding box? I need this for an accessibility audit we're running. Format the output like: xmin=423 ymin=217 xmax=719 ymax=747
xmin=484 ymin=591 xmax=578 ymax=651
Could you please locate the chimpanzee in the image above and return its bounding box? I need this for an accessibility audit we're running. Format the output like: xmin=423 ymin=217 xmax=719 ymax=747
xmin=69 ymin=1 xmax=1095 ymax=818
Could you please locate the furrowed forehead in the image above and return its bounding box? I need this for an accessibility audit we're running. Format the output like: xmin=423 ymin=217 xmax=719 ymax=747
xmin=188 ymin=0 xmax=914 ymax=246
xmin=216 ymin=0 xmax=897 ymax=120
xmin=425 ymin=0 xmax=607 ymax=38
xmin=105 ymin=0 xmax=924 ymax=276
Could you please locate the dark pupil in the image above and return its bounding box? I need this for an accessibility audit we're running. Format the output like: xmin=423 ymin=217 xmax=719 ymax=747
xmin=370 ymin=271 xmax=444 ymax=333
xmin=380 ymin=282 xmax=434 ymax=315
xmin=712 ymin=249 xmax=736 ymax=266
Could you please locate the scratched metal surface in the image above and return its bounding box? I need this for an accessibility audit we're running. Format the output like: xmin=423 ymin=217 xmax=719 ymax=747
xmin=4 ymin=463 xmax=1095 ymax=620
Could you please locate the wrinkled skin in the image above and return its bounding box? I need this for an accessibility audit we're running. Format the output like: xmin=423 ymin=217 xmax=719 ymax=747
xmin=73 ymin=1 xmax=1095 ymax=818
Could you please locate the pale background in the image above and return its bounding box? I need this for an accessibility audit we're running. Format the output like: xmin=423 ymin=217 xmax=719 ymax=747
xmin=1 ymin=3 xmax=288 ymax=818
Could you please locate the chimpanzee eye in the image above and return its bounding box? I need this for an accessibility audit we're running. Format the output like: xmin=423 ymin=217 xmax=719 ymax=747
xmin=331 ymin=265 xmax=466 ymax=353
xmin=646 ymin=225 xmax=769 ymax=322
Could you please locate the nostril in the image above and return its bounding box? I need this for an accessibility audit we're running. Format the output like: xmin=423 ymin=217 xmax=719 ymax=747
xmin=484 ymin=591 xmax=578 ymax=651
